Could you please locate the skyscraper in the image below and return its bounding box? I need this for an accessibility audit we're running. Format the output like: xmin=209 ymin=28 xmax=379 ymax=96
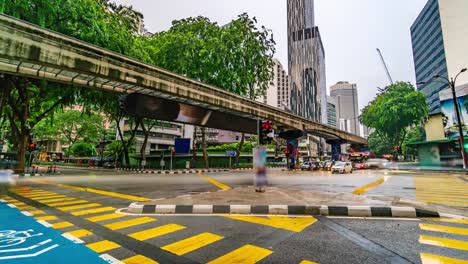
xmin=330 ymin=82 xmax=360 ymax=136
xmin=258 ymin=59 xmax=291 ymax=109
xmin=411 ymin=0 xmax=468 ymax=114
xmin=287 ymin=0 xmax=326 ymax=122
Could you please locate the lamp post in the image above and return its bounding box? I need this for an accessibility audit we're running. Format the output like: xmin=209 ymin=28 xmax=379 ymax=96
xmin=418 ymin=68 xmax=467 ymax=169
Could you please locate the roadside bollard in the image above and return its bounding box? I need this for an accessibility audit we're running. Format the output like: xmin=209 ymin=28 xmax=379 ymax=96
xmin=53 ymin=165 xmax=57 ymax=173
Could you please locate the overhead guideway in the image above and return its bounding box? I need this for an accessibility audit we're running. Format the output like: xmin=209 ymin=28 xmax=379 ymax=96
xmin=0 ymin=14 xmax=367 ymax=145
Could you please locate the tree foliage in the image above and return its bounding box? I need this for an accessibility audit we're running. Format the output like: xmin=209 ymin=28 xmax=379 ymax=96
xmin=361 ymin=82 xmax=429 ymax=154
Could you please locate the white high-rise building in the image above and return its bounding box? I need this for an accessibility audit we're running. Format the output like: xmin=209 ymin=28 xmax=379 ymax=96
xmin=330 ymin=82 xmax=360 ymax=136
xmin=258 ymin=59 xmax=290 ymax=109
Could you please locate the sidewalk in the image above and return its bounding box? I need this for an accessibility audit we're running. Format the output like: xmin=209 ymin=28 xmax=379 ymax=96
xmin=125 ymin=186 xmax=468 ymax=218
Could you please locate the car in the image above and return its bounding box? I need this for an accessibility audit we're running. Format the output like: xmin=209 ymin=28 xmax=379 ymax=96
xmin=331 ymin=161 xmax=353 ymax=174
xmin=322 ymin=161 xmax=334 ymax=171
xmin=301 ymin=161 xmax=312 ymax=171
xmin=353 ymin=162 xmax=368 ymax=170
xmin=365 ymin=158 xmax=390 ymax=169
xmin=102 ymin=161 xmax=116 ymax=168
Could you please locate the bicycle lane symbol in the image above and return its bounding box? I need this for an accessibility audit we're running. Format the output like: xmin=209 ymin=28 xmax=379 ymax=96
xmin=0 ymin=229 xmax=59 ymax=260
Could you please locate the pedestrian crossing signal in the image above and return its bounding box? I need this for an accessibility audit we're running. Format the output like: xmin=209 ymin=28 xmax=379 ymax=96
xmin=29 ymin=143 xmax=37 ymax=151
xmin=258 ymin=120 xmax=273 ymax=145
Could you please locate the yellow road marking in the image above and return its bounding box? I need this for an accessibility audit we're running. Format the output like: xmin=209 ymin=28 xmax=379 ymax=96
xmin=32 ymin=179 xmax=151 ymax=202
xmin=37 ymin=197 xmax=77 ymax=203
xmin=161 ymin=232 xmax=224 ymax=256
xmin=207 ymin=244 xmax=273 ymax=264
xmin=28 ymin=210 xmax=45 ymax=215
xmin=86 ymin=240 xmax=120 ymax=253
xmin=419 ymin=235 xmax=468 ymax=251
xmin=47 ymin=200 xmax=89 ymax=207
xmin=16 ymin=205 xmax=34 ymax=210
xmin=352 ymin=177 xmax=389 ymax=195
xmin=104 ymin=217 xmax=156 ymax=230
xmin=36 ymin=215 xmax=58 ymax=221
xmin=198 ymin=173 xmax=231 ymax=190
xmin=225 ymin=216 xmax=317 ymax=232
xmin=24 ymin=194 xmax=65 ymax=199
xmin=419 ymin=223 xmax=468 ymax=235
xmin=66 ymin=229 xmax=93 ymax=238
xmin=419 ymin=200 xmax=468 ymax=205
xmin=71 ymin=207 xmax=116 ymax=216
xmin=52 ymin=221 xmax=74 ymax=229
xmin=86 ymin=213 xmax=125 ymax=222
xmin=420 ymin=253 xmax=468 ymax=264
xmin=426 ymin=218 xmax=468 ymax=225
xmin=129 ymin=224 xmax=186 ymax=241
xmin=58 ymin=203 xmax=101 ymax=211
xmin=300 ymin=261 xmax=318 ymax=264
xmin=122 ymin=255 xmax=159 ymax=264
xmin=8 ymin=201 xmax=26 ymax=206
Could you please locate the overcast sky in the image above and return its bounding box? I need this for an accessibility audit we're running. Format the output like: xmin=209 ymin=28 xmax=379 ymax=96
xmin=114 ymin=0 xmax=427 ymax=110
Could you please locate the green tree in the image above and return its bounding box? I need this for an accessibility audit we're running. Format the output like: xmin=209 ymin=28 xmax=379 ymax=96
xmin=70 ymin=141 xmax=93 ymax=157
xmin=360 ymin=82 xmax=429 ymax=156
xmin=1 ymin=0 xmax=141 ymax=170
xmin=34 ymin=110 xmax=105 ymax=152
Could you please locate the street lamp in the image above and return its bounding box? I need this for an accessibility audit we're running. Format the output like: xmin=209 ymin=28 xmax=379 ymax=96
xmin=418 ymin=68 xmax=468 ymax=169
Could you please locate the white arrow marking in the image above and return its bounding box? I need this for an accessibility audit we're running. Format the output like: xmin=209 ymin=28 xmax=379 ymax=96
xmin=0 ymin=244 xmax=58 ymax=260
xmin=100 ymin=253 xmax=124 ymax=264
xmin=0 ymin=239 xmax=52 ymax=253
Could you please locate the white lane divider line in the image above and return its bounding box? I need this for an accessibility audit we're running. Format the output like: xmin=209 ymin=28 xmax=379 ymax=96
xmin=7 ymin=204 xmax=17 ymax=208
xmin=0 ymin=199 xmax=6 ymax=203
xmin=21 ymin=211 xmax=33 ymax=216
xmin=62 ymin=233 xmax=84 ymax=244
xmin=37 ymin=220 xmax=52 ymax=228
xmin=100 ymin=253 xmax=124 ymax=264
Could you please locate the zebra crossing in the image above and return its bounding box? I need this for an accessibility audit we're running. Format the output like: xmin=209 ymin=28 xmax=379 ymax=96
xmin=414 ymin=176 xmax=468 ymax=208
xmin=2 ymin=186 xmax=308 ymax=263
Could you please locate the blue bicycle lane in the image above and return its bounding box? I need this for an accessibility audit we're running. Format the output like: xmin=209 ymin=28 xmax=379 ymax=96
xmin=0 ymin=201 xmax=107 ymax=264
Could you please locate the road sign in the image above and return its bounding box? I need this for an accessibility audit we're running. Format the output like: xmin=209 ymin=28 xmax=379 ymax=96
xmin=0 ymin=201 xmax=107 ymax=264
xmin=225 ymin=150 xmax=237 ymax=157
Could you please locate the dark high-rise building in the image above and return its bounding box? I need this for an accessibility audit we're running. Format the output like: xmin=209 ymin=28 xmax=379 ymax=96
xmin=287 ymin=0 xmax=326 ymax=122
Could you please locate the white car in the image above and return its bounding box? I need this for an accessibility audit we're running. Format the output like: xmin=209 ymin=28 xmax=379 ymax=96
xmin=331 ymin=162 xmax=353 ymax=174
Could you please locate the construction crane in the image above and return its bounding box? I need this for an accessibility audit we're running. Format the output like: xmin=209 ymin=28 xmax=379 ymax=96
xmin=376 ymin=48 xmax=394 ymax=86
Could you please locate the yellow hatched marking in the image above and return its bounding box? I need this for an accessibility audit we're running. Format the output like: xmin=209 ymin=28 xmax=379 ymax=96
xmin=9 ymin=201 xmax=26 ymax=206
xmin=419 ymin=223 xmax=468 ymax=235
xmin=20 ymin=191 xmax=57 ymax=196
xmin=426 ymin=218 xmax=468 ymax=225
xmin=122 ymin=255 xmax=159 ymax=264
xmin=198 ymin=173 xmax=231 ymax=190
xmin=419 ymin=200 xmax=468 ymax=205
xmin=32 ymin=179 xmax=151 ymax=202
xmin=71 ymin=207 xmax=116 ymax=216
xmin=419 ymin=235 xmax=468 ymax=251
xmin=86 ymin=240 xmax=120 ymax=253
xmin=420 ymin=253 xmax=468 ymax=264
xmin=300 ymin=261 xmax=318 ymax=264
xmin=161 ymin=232 xmax=223 ymax=256
xmin=58 ymin=203 xmax=101 ymax=211
xmin=86 ymin=213 xmax=125 ymax=222
xmin=129 ymin=224 xmax=186 ymax=241
xmin=36 ymin=215 xmax=58 ymax=221
xmin=104 ymin=217 xmax=156 ymax=230
xmin=52 ymin=221 xmax=74 ymax=229
xmin=28 ymin=210 xmax=45 ymax=215
xmin=38 ymin=197 xmax=76 ymax=203
xmin=65 ymin=229 xmax=93 ymax=238
xmin=225 ymin=216 xmax=317 ymax=232
xmin=48 ymin=200 xmax=89 ymax=207
xmin=27 ymin=194 xmax=66 ymax=200
xmin=352 ymin=177 xmax=389 ymax=195
xmin=207 ymin=244 xmax=272 ymax=264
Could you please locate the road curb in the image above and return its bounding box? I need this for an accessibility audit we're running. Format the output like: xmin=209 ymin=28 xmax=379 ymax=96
xmin=126 ymin=203 xmax=449 ymax=218
xmin=116 ymin=168 xmax=258 ymax=174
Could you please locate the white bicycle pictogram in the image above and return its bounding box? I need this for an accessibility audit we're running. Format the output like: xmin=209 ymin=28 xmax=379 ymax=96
xmin=0 ymin=229 xmax=44 ymax=248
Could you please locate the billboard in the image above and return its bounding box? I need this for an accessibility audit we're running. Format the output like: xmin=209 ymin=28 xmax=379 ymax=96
xmin=439 ymin=84 xmax=468 ymax=138
xmin=121 ymin=93 xmax=258 ymax=134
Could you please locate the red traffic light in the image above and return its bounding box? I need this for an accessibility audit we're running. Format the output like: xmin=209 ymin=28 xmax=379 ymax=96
xmin=29 ymin=143 xmax=37 ymax=151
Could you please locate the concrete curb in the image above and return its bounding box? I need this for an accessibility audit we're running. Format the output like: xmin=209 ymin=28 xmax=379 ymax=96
xmin=126 ymin=203 xmax=449 ymax=218
xmin=116 ymin=168 xmax=258 ymax=174
xmin=13 ymin=173 xmax=45 ymax=177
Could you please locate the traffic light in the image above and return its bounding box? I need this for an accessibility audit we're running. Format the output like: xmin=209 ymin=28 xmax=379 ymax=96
xmin=29 ymin=143 xmax=37 ymax=151
xmin=394 ymin=145 xmax=401 ymax=153
xmin=258 ymin=120 xmax=273 ymax=145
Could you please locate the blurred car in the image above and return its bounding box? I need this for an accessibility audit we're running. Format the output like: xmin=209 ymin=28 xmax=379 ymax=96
xmin=322 ymin=161 xmax=334 ymax=171
xmin=365 ymin=158 xmax=390 ymax=169
xmin=301 ymin=161 xmax=311 ymax=171
xmin=331 ymin=161 xmax=353 ymax=174
xmin=353 ymin=162 xmax=369 ymax=170
xmin=102 ymin=162 xmax=116 ymax=169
